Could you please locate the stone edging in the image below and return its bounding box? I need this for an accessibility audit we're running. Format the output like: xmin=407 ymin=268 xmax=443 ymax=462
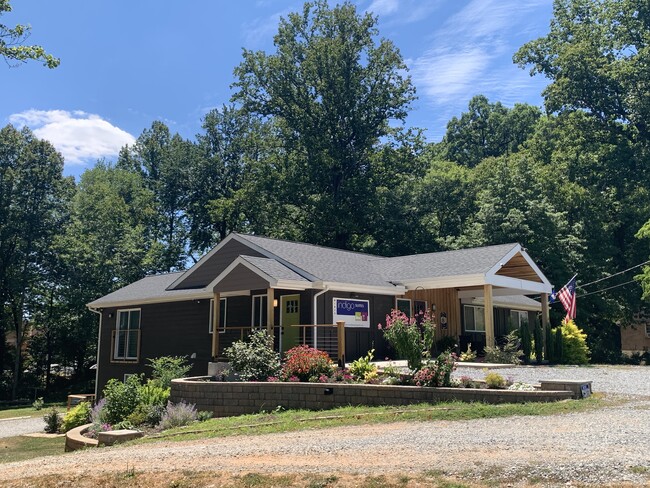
xmin=171 ymin=377 xmax=575 ymax=417
xmin=64 ymin=423 xmax=98 ymax=452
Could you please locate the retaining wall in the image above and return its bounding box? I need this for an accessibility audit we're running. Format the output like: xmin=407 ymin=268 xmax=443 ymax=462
xmin=171 ymin=377 xmax=574 ymax=417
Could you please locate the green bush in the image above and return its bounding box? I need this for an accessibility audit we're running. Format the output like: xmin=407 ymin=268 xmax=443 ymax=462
xmin=126 ymin=402 xmax=166 ymax=427
xmin=555 ymin=326 xmax=564 ymax=362
xmin=484 ymin=372 xmax=506 ymax=389
xmin=559 ymin=319 xmax=590 ymax=364
xmin=138 ymin=380 xmax=170 ymax=406
xmin=533 ymin=323 xmax=544 ymax=362
xmin=102 ymin=374 xmax=142 ymax=425
xmin=148 ymin=356 xmax=191 ymax=389
xmin=484 ymin=331 xmax=522 ymax=365
xmin=520 ymin=324 xmax=532 ymax=363
xmin=32 ymin=397 xmax=44 ymax=411
xmin=61 ymin=402 xmax=91 ymax=432
xmin=349 ymin=349 xmax=377 ymax=382
xmin=224 ymin=329 xmax=281 ymax=381
xmin=545 ymin=325 xmax=554 ymax=362
xmin=43 ymin=407 xmax=62 ymax=434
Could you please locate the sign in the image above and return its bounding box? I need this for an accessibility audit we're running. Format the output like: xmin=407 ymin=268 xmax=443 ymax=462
xmin=440 ymin=311 xmax=448 ymax=330
xmin=580 ymin=383 xmax=591 ymax=398
xmin=333 ymin=298 xmax=370 ymax=328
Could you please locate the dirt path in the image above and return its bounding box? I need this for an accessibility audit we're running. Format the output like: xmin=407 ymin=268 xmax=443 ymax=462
xmin=2 ymin=398 xmax=649 ymax=487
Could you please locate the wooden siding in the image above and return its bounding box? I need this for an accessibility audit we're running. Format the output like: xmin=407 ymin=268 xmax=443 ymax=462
xmin=173 ymin=239 xmax=264 ymax=289
xmin=215 ymin=264 xmax=269 ymax=292
xmin=404 ymin=288 xmax=460 ymax=339
xmin=495 ymin=252 xmax=543 ymax=282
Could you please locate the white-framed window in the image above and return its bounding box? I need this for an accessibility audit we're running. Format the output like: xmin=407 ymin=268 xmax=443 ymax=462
xmin=464 ymin=305 xmax=485 ymax=333
xmin=124 ymin=373 xmax=136 ymax=382
xmin=645 ymin=323 xmax=650 ymax=338
xmin=252 ymin=294 xmax=268 ymax=328
xmin=208 ymin=298 xmax=227 ymax=334
xmin=396 ymin=298 xmax=412 ymax=316
xmin=114 ymin=309 xmax=141 ymax=360
xmin=509 ymin=310 xmax=529 ymax=332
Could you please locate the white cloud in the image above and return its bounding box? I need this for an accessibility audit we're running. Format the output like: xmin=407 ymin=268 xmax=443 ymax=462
xmin=367 ymin=0 xmax=399 ymax=17
xmin=365 ymin=0 xmax=441 ymax=24
xmin=8 ymin=110 xmax=135 ymax=166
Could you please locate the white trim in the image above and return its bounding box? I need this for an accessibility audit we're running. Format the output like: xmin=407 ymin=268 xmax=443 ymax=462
xmin=485 ymin=245 xmax=553 ymax=289
xmin=207 ymin=256 xmax=312 ymax=292
xmin=87 ymin=290 xmax=249 ymax=310
xmin=251 ymin=294 xmax=267 ymax=329
xmin=461 ymin=297 xmax=541 ymax=312
xmin=463 ymin=305 xmax=486 ymax=333
xmin=399 ymin=274 xmax=486 ymax=290
xmin=114 ymin=308 xmax=141 ymax=361
xmin=89 ymin=308 xmax=102 ymax=398
xmin=316 ymin=281 xmax=406 ymax=296
xmin=485 ymin=275 xmax=552 ymax=294
xmin=209 ymin=297 xmax=227 ymax=334
xmin=645 ymin=324 xmax=650 ymax=338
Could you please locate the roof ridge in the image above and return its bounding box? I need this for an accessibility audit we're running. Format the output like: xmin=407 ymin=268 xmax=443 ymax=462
xmin=385 ymin=242 xmax=519 ymax=261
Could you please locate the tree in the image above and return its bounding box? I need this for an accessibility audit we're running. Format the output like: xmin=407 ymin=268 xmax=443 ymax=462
xmin=232 ymin=0 xmax=417 ymax=250
xmin=0 ymin=0 xmax=59 ymax=68
xmin=0 ymin=125 xmax=71 ymax=399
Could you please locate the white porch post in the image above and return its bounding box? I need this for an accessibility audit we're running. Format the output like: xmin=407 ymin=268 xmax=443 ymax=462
xmin=266 ymin=288 xmax=275 ymax=336
xmin=211 ymin=291 xmax=220 ymax=359
xmin=484 ymin=284 xmax=495 ymax=348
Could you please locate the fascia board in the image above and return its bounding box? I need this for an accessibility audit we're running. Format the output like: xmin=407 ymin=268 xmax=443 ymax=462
xmin=399 ymin=274 xmax=486 ymax=290
xmin=486 ymin=274 xmax=552 ymax=294
xmin=318 ymin=281 xmax=406 ymax=296
xmin=86 ymin=289 xmax=252 ymax=310
xmin=166 ymin=233 xmax=238 ymax=290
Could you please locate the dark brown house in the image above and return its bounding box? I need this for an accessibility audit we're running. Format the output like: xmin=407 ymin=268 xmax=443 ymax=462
xmin=88 ymin=233 xmax=553 ymax=395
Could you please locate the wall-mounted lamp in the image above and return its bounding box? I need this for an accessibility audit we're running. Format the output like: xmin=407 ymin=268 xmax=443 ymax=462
xmin=190 ymin=352 xmax=197 ymax=359
xmin=273 ymin=299 xmax=278 ymax=307
xmin=431 ymin=304 xmax=436 ymax=312
xmin=108 ymin=312 xmax=113 ymax=318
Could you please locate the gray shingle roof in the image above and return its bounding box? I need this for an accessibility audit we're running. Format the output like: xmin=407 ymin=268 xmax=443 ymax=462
xmin=88 ymin=272 xmax=208 ymax=307
xmin=379 ymin=243 xmax=519 ymax=282
xmin=239 ymin=255 xmax=310 ymax=283
xmin=236 ymin=234 xmax=392 ymax=287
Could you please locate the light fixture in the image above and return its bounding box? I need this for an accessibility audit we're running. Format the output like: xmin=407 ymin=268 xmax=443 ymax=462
xmin=431 ymin=304 xmax=436 ymax=312
xmin=273 ymin=299 xmax=278 ymax=307
xmin=190 ymin=352 xmax=197 ymax=359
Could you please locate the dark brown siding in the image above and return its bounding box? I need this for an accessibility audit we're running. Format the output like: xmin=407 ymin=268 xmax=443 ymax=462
xmin=215 ymin=264 xmax=269 ymax=292
xmin=173 ymin=239 xmax=264 ymax=289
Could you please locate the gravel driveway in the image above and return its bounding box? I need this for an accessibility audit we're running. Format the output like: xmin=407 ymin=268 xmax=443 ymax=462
xmin=0 ymin=416 xmax=44 ymax=439
xmin=0 ymin=365 xmax=648 ymax=487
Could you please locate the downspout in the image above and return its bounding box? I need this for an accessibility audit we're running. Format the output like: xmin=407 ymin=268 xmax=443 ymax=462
xmin=88 ymin=307 xmax=102 ymax=398
xmin=312 ymin=286 xmax=329 ymax=349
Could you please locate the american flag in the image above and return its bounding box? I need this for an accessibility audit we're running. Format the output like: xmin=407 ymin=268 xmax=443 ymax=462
xmin=557 ymin=275 xmax=577 ymax=319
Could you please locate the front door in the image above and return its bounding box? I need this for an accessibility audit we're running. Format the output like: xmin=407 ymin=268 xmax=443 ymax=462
xmin=281 ymin=294 xmax=300 ymax=354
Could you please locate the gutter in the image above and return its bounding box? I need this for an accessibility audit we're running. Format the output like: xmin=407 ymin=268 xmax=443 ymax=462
xmin=312 ymin=286 xmax=329 ymax=348
xmin=88 ymin=307 xmax=102 ymax=398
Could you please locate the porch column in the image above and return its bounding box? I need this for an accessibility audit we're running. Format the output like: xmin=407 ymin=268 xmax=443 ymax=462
xmin=484 ymin=284 xmax=495 ymax=348
xmin=266 ymin=287 xmax=275 ymax=336
xmin=541 ymin=292 xmax=550 ymax=331
xmin=211 ymin=292 xmax=221 ymax=359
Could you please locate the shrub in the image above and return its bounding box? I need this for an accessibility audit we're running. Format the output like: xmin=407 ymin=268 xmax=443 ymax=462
xmin=545 ymin=325 xmax=554 ymax=362
xmin=148 ymin=356 xmax=191 ymax=389
xmin=126 ymin=402 xmax=166 ymax=427
xmin=102 ymin=374 xmax=142 ymax=425
xmin=435 ymin=336 xmax=456 ymax=354
xmin=520 ymin=324 xmax=532 ymax=363
xmin=412 ymin=351 xmax=457 ymax=387
xmin=484 ymin=331 xmax=522 ymax=365
xmin=559 ymin=319 xmax=590 ymax=364
xmin=459 ymin=343 xmax=477 ymax=362
xmin=459 ymin=375 xmax=474 ymax=388
xmin=138 ymin=380 xmax=170 ymax=407
xmin=555 ymin=326 xmax=564 ymax=362
xmin=197 ymin=410 xmax=213 ymax=422
xmin=32 ymin=397 xmax=44 ymax=411
xmin=379 ymin=308 xmax=436 ymax=371
xmin=43 ymin=407 xmax=62 ymax=434
xmin=281 ymin=345 xmax=334 ymax=382
xmin=533 ymin=323 xmax=544 ymax=362
xmin=61 ymin=401 xmax=91 ymax=433
xmin=158 ymin=401 xmax=197 ymax=430
xmin=224 ymin=330 xmax=281 ymax=381
xmin=484 ymin=372 xmax=506 ymax=389
xmin=349 ymin=349 xmax=378 ymax=382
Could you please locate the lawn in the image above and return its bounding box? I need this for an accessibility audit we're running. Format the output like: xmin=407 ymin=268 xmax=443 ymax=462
xmin=0 ymin=403 xmax=65 ymax=420
xmin=0 ymin=435 xmax=65 ymax=464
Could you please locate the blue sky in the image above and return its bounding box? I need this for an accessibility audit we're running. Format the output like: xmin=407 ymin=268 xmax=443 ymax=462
xmin=3 ymin=0 xmax=553 ymax=177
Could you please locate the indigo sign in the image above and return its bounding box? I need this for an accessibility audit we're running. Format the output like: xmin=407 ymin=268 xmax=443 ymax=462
xmin=333 ymin=298 xmax=370 ymax=328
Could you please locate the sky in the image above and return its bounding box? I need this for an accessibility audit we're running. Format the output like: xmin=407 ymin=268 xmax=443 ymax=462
xmin=2 ymin=0 xmax=554 ymax=177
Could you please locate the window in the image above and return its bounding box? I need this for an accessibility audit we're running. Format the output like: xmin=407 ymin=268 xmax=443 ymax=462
xmin=208 ymin=298 xmax=227 ymax=334
xmin=464 ymin=305 xmax=485 ymax=333
xmin=114 ymin=309 xmax=141 ymax=361
xmin=509 ymin=310 xmax=528 ymax=332
xmin=396 ymin=298 xmax=411 ymax=316
xmin=646 ymin=324 xmax=650 ymax=338
xmin=285 ymin=298 xmax=298 ymax=314
xmin=252 ymin=295 xmax=268 ymax=328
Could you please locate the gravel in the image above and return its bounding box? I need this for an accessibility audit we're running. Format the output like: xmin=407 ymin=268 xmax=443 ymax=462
xmin=0 ymin=417 xmax=45 ymax=439
xmin=0 ymin=365 xmax=648 ymax=487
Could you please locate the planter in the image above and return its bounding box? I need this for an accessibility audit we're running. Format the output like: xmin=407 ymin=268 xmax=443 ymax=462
xmin=64 ymin=423 xmax=98 ymax=452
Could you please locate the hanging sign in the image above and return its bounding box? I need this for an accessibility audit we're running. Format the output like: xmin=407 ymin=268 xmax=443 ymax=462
xmin=440 ymin=311 xmax=448 ymax=330
xmin=333 ymin=298 xmax=370 ymax=328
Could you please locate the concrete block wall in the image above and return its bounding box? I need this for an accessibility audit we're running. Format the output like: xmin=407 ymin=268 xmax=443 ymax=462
xmin=171 ymin=377 xmax=574 ymax=417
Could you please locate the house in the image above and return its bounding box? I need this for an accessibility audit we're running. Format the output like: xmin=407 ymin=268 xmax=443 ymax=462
xmin=620 ymin=310 xmax=650 ymax=356
xmin=88 ymin=233 xmax=553 ymax=395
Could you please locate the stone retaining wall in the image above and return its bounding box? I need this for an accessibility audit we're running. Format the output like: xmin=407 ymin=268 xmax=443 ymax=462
xmin=65 ymin=423 xmax=98 ymax=452
xmin=171 ymin=377 xmax=574 ymax=417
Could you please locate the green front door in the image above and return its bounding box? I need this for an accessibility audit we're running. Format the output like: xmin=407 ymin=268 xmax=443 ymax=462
xmin=281 ymin=294 xmax=300 ymax=354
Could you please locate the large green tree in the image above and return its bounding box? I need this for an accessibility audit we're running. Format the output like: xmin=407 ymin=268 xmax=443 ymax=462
xmin=0 ymin=0 xmax=59 ymax=68
xmin=232 ymin=0 xmax=417 ymax=249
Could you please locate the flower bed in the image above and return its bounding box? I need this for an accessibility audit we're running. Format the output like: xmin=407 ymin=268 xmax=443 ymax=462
xmin=170 ymin=377 xmax=574 ymax=417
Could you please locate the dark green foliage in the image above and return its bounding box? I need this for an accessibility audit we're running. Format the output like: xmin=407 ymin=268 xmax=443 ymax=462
xmin=102 ymin=375 xmax=142 ymax=425
xmin=43 ymin=407 xmax=62 ymax=434
xmin=520 ymin=323 xmax=532 ymax=363
xmin=484 ymin=331 xmax=522 ymax=365
xmin=555 ymin=327 xmax=564 ymax=363
xmin=224 ymin=330 xmax=281 ymax=381
xmin=545 ymin=325 xmax=554 ymax=363
xmin=533 ymin=323 xmax=544 ymax=363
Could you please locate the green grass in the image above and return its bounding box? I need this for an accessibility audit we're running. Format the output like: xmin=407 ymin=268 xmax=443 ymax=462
xmin=138 ymin=395 xmax=607 ymax=444
xmin=0 ymin=402 xmax=65 ymax=420
xmin=0 ymin=435 xmax=65 ymax=464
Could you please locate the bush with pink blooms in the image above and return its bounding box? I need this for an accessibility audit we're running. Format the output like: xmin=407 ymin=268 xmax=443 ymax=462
xmin=379 ymin=308 xmax=436 ymax=371
xmin=412 ymin=351 xmax=457 ymax=387
xmin=280 ymin=345 xmax=334 ymax=382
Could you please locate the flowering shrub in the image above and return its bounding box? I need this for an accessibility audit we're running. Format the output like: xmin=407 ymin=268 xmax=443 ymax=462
xmin=281 ymin=345 xmax=334 ymax=382
xmin=412 ymin=351 xmax=457 ymax=387
xmin=379 ymin=309 xmax=436 ymax=371
xmin=158 ymin=400 xmax=198 ymax=430
xmin=459 ymin=375 xmax=475 ymax=388
xmin=484 ymin=372 xmax=506 ymax=389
